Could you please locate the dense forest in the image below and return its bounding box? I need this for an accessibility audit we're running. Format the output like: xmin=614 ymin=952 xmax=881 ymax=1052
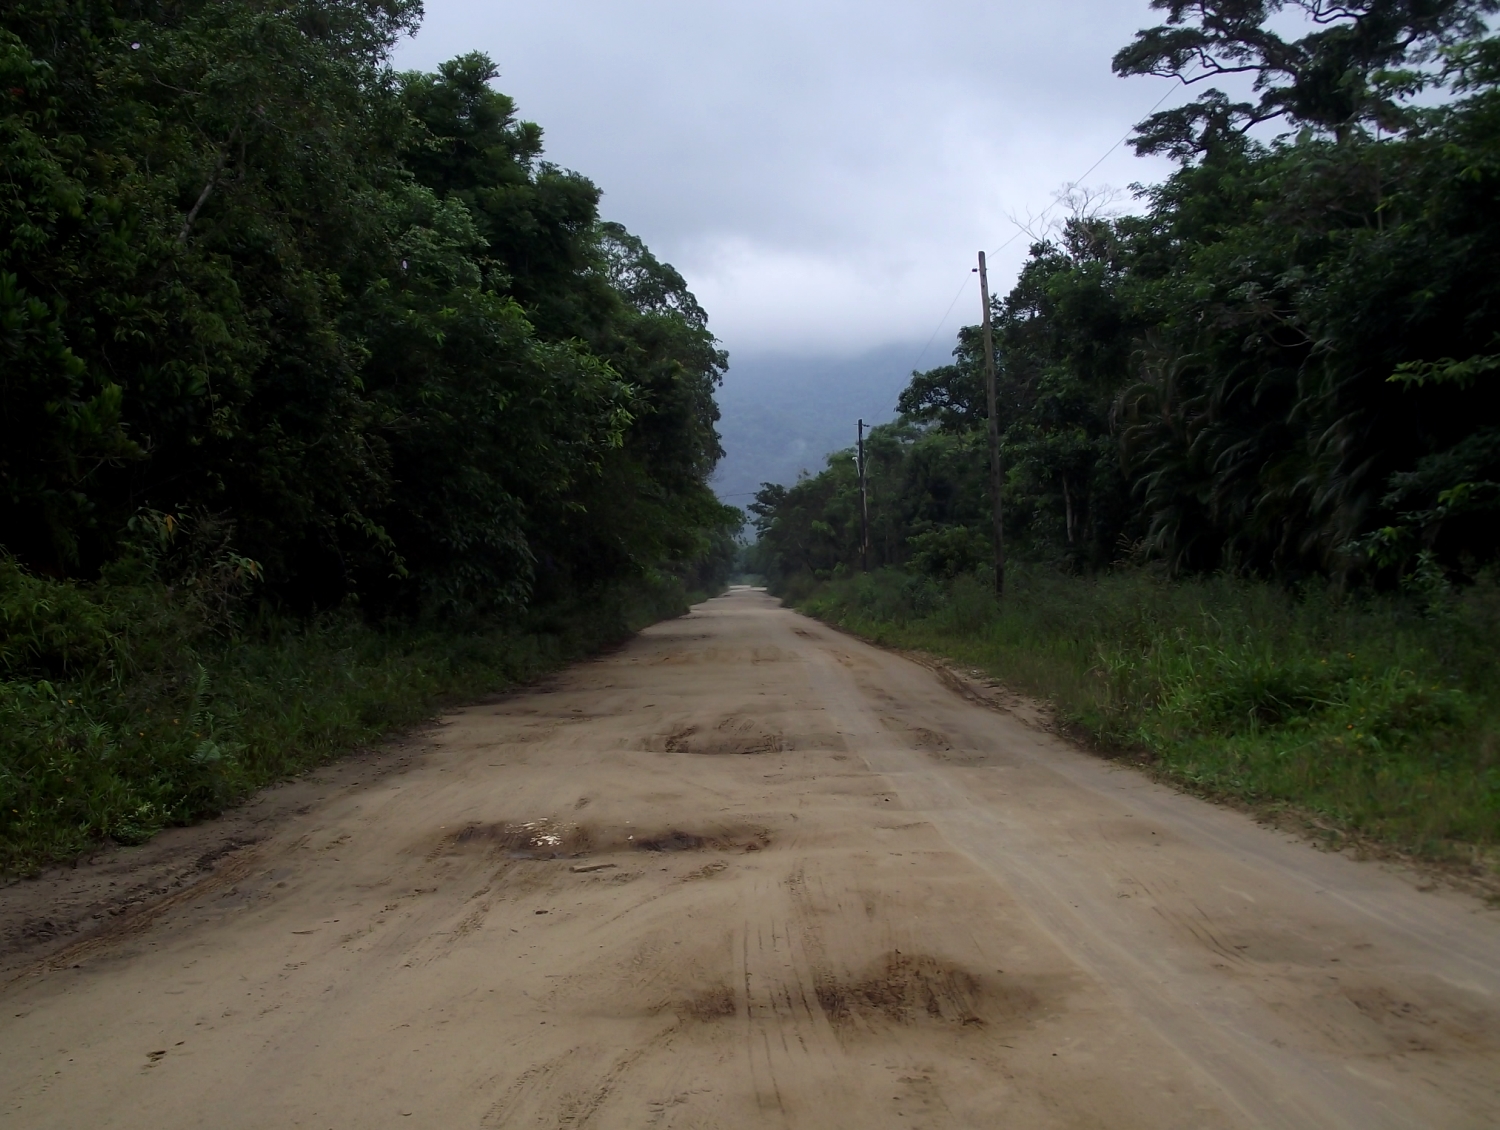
xmin=748 ymin=0 xmax=1500 ymax=863
xmin=3 ymin=0 xmax=736 ymax=609
xmin=1 ymin=0 xmax=736 ymax=869
xmin=751 ymin=0 xmax=1498 ymax=589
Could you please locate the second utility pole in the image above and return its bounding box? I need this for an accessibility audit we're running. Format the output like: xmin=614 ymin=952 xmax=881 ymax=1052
xmin=977 ymin=251 xmax=1006 ymax=596
xmin=857 ymin=419 xmax=869 ymax=572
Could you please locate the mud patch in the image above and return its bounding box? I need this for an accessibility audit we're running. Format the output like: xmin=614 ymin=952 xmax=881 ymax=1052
xmin=439 ymin=821 xmax=770 ymax=860
xmin=877 ymin=714 xmax=955 ymax=753
xmin=636 ymin=830 xmax=708 ymax=852
xmin=909 ymin=727 xmax=952 ymax=753
xmin=448 ymin=820 xmax=591 ymax=859
xmin=660 ymin=727 xmax=696 ymax=752
xmin=674 ymin=984 xmax=737 ymax=1022
xmin=633 ymin=827 xmax=770 ymax=854
xmin=657 ymin=714 xmax=787 ymax=755
xmin=814 ymin=952 xmax=1036 ymax=1033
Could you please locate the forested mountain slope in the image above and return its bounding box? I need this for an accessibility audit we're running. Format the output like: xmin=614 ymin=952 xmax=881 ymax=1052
xmin=711 ymin=345 xmax=915 ymax=507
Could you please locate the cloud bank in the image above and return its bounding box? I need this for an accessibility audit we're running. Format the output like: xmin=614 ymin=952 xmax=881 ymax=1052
xmin=392 ymin=1 xmax=1183 ymax=358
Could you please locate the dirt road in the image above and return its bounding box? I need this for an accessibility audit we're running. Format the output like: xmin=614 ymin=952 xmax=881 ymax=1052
xmin=3 ymin=588 xmax=1498 ymax=1129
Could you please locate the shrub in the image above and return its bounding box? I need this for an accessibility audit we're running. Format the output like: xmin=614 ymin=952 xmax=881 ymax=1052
xmin=0 ymin=560 xmax=689 ymax=874
xmin=787 ymin=564 xmax=1500 ymax=862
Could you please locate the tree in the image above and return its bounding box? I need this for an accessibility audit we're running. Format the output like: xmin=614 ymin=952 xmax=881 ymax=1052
xmin=1115 ymin=0 xmax=1498 ymax=158
xmin=2 ymin=6 xmax=737 ymax=615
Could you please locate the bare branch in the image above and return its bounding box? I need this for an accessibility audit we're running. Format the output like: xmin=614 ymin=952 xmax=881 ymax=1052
xmin=177 ymin=151 xmax=228 ymax=244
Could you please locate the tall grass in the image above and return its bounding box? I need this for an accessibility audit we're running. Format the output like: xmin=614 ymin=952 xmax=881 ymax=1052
xmin=1 ymin=559 xmax=691 ymax=875
xmin=795 ymin=566 xmax=1500 ymax=866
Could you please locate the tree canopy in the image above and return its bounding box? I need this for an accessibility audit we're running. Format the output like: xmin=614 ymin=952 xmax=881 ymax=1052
xmin=1 ymin=0 xmax=737 ymax=617
xmin=752 ymin=2 xmax=1498 ymax=591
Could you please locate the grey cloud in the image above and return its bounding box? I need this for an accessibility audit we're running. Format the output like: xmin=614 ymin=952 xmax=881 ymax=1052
xmin=392 ymin=1 xmax=1183 ymax=354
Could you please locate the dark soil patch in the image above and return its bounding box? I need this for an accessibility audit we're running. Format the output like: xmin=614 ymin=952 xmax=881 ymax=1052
xmin=634 ymin=827 xmax=770 ymax=853
xmin=675 ymin=984 xmax=737 ymax=1021
xmin=443 ymin=821 xmax=772 ymax=860
xmin=813 ymin=952 xmax=1037 ymax=1032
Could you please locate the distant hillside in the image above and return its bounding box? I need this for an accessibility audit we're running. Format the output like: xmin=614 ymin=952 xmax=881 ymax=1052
xmin=712 ymin=343 xmax=926 ymax=509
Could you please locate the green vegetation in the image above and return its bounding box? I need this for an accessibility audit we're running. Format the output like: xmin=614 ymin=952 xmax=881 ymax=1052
xmin=1 ymin=550 xmax=697 ymax=874
xmin=753 ymin=3 xmax=1499 ymax=584
xmin=1 ymin=4 xmax=735 ymax=609
xmin=796 ymin=568 xmax=1498 ymax=866
xmin=750 ymin=2 xmax=1500 ymax=867
xmin=2 ymin=1 xmax=736 ymax=871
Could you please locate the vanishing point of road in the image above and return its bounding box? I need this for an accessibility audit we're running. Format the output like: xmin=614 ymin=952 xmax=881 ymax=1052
xmin=3 ymin=587 xmax=1498 ymax=1128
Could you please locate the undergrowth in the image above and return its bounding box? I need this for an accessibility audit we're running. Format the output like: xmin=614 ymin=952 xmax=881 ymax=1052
xmin=791 ymin=566 xmax=1500 ymax=868
xmin=1 ymin=557 xmax=692 ymax=875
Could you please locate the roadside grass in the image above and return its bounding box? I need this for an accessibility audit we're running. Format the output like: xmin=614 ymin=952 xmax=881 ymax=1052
xmin=791 ymin=566 xmax=1500 ymax=872
xmin=1 ymin=559 xmax=693 ymax=875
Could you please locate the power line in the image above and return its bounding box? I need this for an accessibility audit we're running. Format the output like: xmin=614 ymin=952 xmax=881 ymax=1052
xmin=908 ymin=82 xmax=1180 ymax=377
xmin=908 ymin=271 xmax=976 ymax=377
xmin=989 ymin=82 xmax=1178 ymax=258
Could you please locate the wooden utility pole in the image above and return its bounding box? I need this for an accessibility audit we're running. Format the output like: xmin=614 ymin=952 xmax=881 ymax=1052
xmin=977 ymin=251 xmax=1006 ymax=596
xmin=857 ymin=419 xmax=870 ymax=572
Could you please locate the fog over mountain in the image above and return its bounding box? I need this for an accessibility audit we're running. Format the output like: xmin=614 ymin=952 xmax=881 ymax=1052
xmin=711 ymin=344 xmax=923 ymax=508
xmin=388 ymin=3 xmax=1198 ymax=511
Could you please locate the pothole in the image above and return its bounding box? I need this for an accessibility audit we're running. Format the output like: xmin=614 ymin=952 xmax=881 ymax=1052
xmin=450 ymin=819 xmax=591 ymax=859
xmin=632 ymin=827 xmax=770 ymax=853
xmin=813 ymin=952 xmax=1028 ymax=1031
xmin=441 ymin=821 xmax=771 ymax=859
xmin=659 ymin=714 xmax=787 ymax=755
xmin=635 ymin=830 xmax=707 ymax=852
xmin=674 ymin=984 xmax=736 ymax=1021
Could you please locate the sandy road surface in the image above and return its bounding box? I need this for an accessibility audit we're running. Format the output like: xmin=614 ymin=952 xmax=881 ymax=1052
xmin=3 ymin=587 xmax=1499 ymax=1129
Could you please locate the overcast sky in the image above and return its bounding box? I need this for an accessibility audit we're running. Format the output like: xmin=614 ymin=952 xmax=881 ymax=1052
xmin=391 ymin=1 xmax=1186 ymax=365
